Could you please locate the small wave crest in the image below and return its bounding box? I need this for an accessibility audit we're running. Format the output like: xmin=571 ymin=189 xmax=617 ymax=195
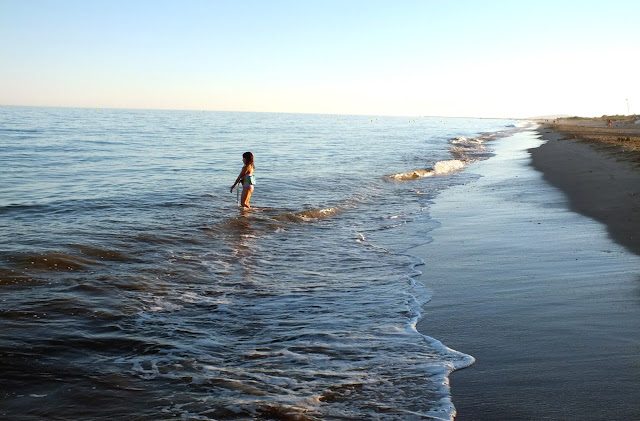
xmin=387 ymin=159 xmax=467 ymax=181
xmin=0 ymin=267 xmax=34 ymax=285
xmin=433 ymin=159 xmax=466 ymax=174
xmin=450 ymin=136 xmax=482 ymax=145
xmin=447 ymin=131 xmax=516 ymax=162
xmin=277 ymin=206 xmax=345 ymax=222
xmin=200 ymin=204 xmax=349 ymax=243
xmin=507 ymin=121 xmax=533 ymax=128
xmin=11 ymin=252 xmax=102 ymax=271
xmin=0 ymin=203 xmax=49 ymax=215
xmin=3 ymin=245 xmax=134 ymax=274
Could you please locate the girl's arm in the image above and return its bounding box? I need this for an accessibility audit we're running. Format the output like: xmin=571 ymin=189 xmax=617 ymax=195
xmin=230 ymin=166 xmax=247 ymax=192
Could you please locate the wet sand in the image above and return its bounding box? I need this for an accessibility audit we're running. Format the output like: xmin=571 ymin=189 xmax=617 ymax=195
xmin=415 ymin=128 xmax=640 ymax=420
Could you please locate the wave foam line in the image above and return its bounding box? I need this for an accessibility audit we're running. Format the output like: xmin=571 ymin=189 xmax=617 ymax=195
xmin=403 ymin=254 xmax=475 ymax=420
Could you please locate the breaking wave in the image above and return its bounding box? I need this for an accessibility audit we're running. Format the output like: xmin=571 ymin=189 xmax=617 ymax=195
xmin=277 ymin=206 xmax=345 ymax=222
xmin=387 ymin=159 xmax=467 ymax=181
xmin=389 ymin=124 xmax=529 ymax=182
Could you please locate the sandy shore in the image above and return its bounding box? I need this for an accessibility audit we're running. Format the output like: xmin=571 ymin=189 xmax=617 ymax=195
xmin=415 ymin=128 xmax=640 ymax=420
xmin=532 ymin=119 xmax=640 ymax=255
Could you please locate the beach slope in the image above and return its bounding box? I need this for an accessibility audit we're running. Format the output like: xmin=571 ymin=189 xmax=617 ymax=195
xmin=531 ymin=118 xmax=640 ymax=255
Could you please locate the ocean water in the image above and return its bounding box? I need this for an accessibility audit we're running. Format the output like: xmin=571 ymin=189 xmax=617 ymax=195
xmin=0 ymin=106 xmax=521 ymax=420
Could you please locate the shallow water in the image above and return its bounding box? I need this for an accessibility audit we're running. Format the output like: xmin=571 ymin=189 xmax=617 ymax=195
xmin=0 ymin=106 xmax=521 ymax=420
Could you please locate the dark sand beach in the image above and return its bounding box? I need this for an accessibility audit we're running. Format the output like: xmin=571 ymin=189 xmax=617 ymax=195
xmin=416 ymin=124 xmax=640 ymax=420
xmin=532 ymin=119 xmax=640 ymax=255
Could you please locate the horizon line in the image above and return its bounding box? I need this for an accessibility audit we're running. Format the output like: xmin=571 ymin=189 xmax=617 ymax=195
xmin=0 ymin=103 xmax=525 ymax=120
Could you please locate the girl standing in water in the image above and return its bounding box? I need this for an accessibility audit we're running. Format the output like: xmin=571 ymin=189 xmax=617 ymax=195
xmin=230 ymin=152 xmax=255 ymax=208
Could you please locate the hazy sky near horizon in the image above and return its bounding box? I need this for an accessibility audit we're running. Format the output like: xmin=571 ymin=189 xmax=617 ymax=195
xmin=1 ymin=0 xmax=638 ymax=118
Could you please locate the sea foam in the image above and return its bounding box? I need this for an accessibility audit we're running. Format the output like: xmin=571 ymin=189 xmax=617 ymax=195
xmin=388 ymin=159 xmax=467 ymax=181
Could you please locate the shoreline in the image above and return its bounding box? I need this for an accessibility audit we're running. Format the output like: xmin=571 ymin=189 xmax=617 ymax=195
xmin=415 ymin=128 xmax=640 ymax=419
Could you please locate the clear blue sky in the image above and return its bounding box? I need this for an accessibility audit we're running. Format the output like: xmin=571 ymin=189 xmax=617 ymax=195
xmin=1 ymin=0 xmax=638 ymax=117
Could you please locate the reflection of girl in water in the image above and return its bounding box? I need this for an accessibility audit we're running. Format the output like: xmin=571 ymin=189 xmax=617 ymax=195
xmin=230 ymin=152 xmax=255 ymax=208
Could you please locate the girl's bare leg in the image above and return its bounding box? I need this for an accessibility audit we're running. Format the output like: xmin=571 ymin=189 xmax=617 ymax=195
xmin=241 ymin=186 xmax=253 ymax=208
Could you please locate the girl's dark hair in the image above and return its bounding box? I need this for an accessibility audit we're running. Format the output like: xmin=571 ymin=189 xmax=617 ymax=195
xmin=243 ymin=151 xmax=254 ymax=166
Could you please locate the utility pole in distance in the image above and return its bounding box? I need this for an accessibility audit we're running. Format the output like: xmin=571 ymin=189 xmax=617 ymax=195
xmin=627 ymin=98 xmax=630 ymax=115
